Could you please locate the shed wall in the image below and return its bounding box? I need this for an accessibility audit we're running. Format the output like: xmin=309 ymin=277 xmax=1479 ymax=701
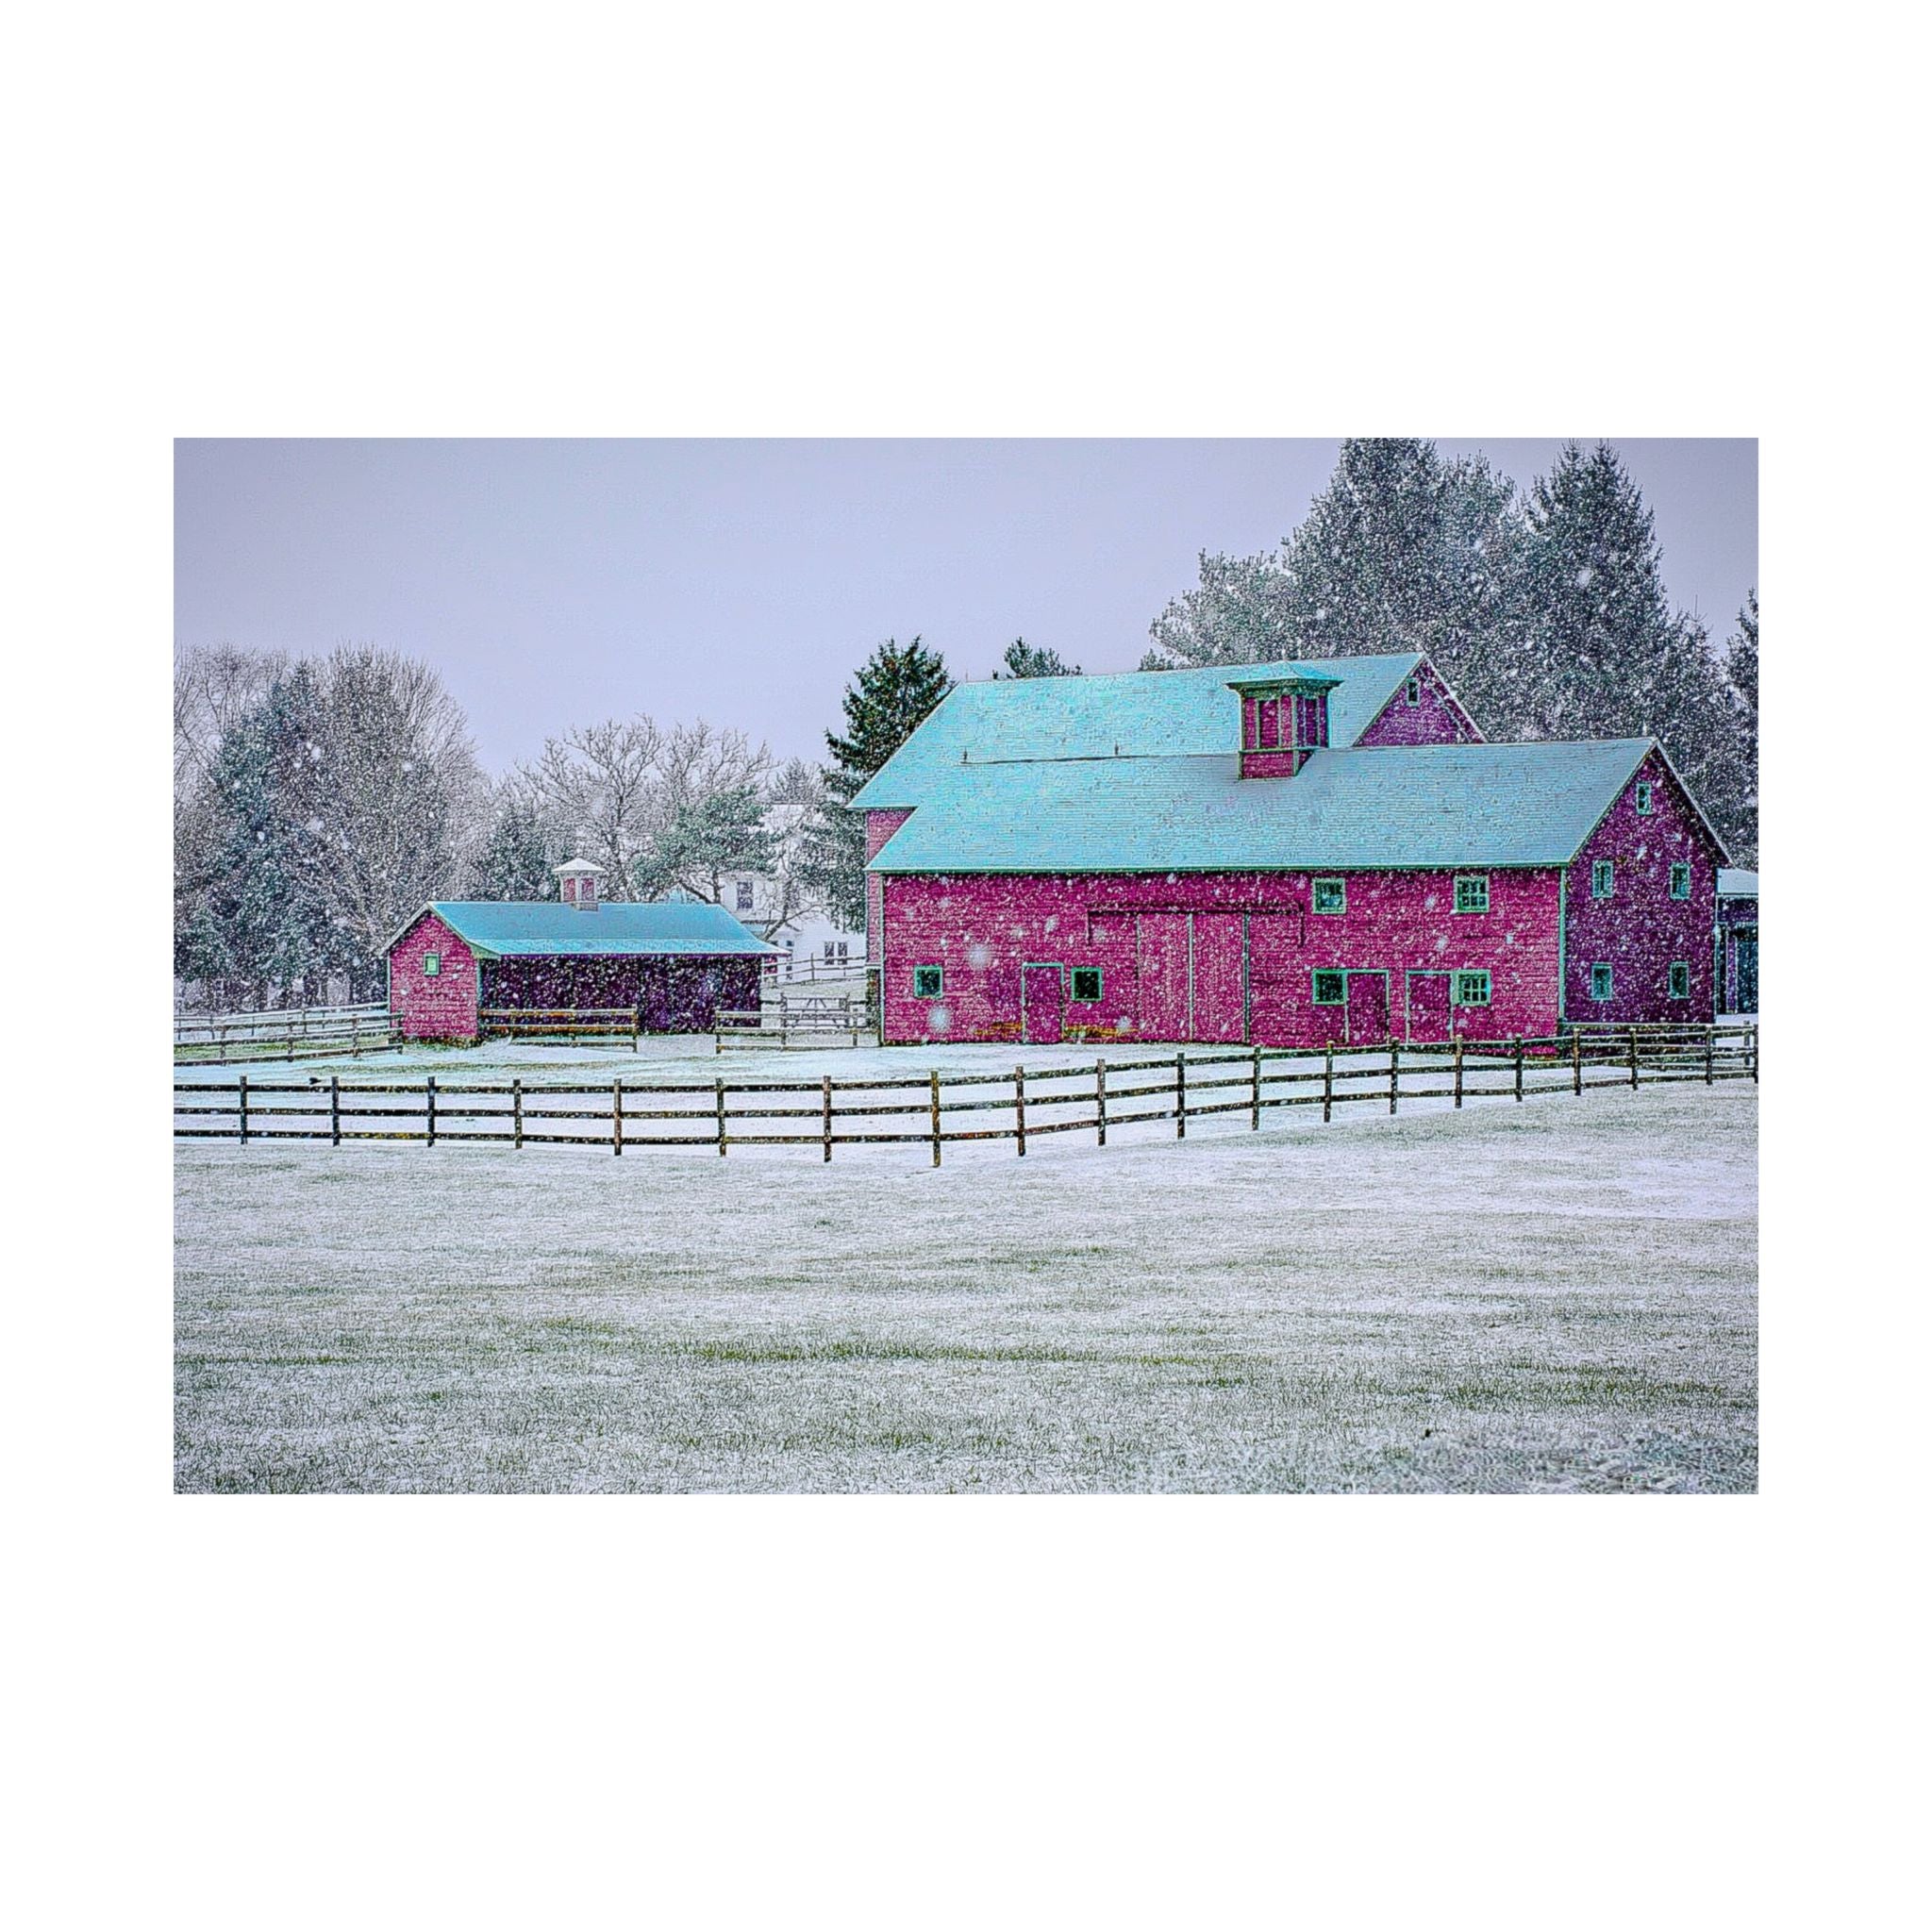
xmin=390 ymin=911 xmax=482 ymax=1041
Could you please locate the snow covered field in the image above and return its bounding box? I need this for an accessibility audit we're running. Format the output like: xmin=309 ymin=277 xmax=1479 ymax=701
xmin=175 ymin=1078 xmax=1757 ymax=1493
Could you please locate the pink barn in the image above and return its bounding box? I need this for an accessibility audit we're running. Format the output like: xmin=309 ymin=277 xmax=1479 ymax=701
xmin=387 ymin=860 xmax=775 ymax=1043
xmin=853 ymin=653 xmax=1731 ymax=1049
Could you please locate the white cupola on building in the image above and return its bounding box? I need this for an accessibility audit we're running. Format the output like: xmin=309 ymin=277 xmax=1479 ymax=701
xmin=556 ymin=858 xmax=606 ymax=910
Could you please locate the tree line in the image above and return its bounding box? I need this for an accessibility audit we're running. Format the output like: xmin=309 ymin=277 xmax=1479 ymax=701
xmin=176 ymin=439 xmax=1757 ymax=1004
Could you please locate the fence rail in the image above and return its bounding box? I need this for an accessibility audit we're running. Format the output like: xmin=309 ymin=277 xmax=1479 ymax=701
xmin=173 ymin=1004 xmax=395 ymax=1065
xmin=718 ymin=994 xmax=874 ymax=1050
xmin=176 ymin=1023 xmax=1757 ymax=1161
xmin=478 ymin=1008 xmax=641 ymax=1050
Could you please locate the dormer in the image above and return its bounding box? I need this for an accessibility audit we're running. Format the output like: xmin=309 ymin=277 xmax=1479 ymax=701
xmin=1227 ymin=671 xmax=1340 ymax=777
xmin=556 ymin=857 xmax=606 ymax=910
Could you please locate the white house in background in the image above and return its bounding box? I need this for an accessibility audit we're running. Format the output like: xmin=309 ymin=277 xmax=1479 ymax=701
xmin=713 ymin=869 xmax=864 ymax=975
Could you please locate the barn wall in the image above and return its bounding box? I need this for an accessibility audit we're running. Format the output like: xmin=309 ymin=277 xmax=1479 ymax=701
xmin=865 ymin=808 xmax=913 ymax=963
xmin=879 ymin=869 xmax=1562 ymax=1048
xmin=1564 ymin=749 xmax=1722 ymax=1023
xmin=390 ymin=911 xmax=482 ymax=1041
xmin=485 ymin=955 xmax=765 ymax=1031
xmin=1354 ymin=659 xmax=1482 ymax=746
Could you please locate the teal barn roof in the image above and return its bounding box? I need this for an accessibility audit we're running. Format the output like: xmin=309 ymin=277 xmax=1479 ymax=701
xmin=850 ymin=654 xmax=1430 ymax=810
xmin=866 ymin=740 xmax=1657 ymax=874
xmin=408 ymin=900 xmax=777 ymax=958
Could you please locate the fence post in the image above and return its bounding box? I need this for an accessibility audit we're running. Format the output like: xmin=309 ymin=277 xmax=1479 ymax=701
xmin=1390 ymin=1042 xmax=1399 ymax=1116
xmin=1572 ymin=1031 xmax=1582 ymax=1096
xmin=426 ymin=1074 xmax=437 ymax=1147
xmin=1015 ymin=1065 xmax=1026 ymax=1158
xmin=1096 ymin=1058 xmax=1108 ymax=1146
xmin=822 ymin=1074 xmax=833 ymax=1162
xmin=1514 ymin=1038 xmax=1524 ymax=1103
xmin=1324 ymin=1047 xmax=1333 ymax=1124
xmin=929 ymin=1069 xmax=941 ymax=1168
xmin=1750 ymin=1022 xmax=1758 ymax=1084
xmin=239 ymin=1071 xmax=249 ymax=1144
xmin=1628 ymin=1027 xmax=1640 ymax=1090
xmin=1251 ymin=1042 xmax=1261 ymax=1130
xmin=512 ymin=1076 xmax=524 ymax=1151
xmin=632 ymin=1013 xmax=640 ymax=1054
xmin=613 ymin=1079 xmax=624 ymax=1157
xmin=330 ymin=1074 xmax=341 ymax=1147
xmin=1175 ymin=1053 xmax=1186 ymax=1140
xmin=715 ymin=1077 xmax=727 ymax=1157
xmin=1454 ymin=1037 xmax=1464 ymax=1108
xmin=1706 ymin=1033 xmax=1714 ymax=1086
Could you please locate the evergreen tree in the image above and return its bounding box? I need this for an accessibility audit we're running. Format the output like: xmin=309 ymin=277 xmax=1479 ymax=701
xmin=635 ymin=785 xmax=777 ymax=905
xmin=203 ymin=664 xmax=348 ymax=1000
xmin=798 ymin=636 xmax=952 ymax=932
xmin=470 ymin=796 xmax=558 ymax=900
xmin=1720 ymin=589 xmax=1758 ymax=863
xmin=1142 ymin=440 xmax=1525 ymax=723
xmin=995 ymin=637 xmax=1081 ymax=677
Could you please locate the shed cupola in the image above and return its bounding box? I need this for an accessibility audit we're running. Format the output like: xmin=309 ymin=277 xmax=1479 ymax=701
xmin=556 ymin=857 xmax=606 ymax=910
xmin=1227 ymin=670 xmax=1340 ymax=777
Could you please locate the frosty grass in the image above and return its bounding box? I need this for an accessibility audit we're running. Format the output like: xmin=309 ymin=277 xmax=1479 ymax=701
xmin=175 ymin=1035 xmax=1757 ymax=1494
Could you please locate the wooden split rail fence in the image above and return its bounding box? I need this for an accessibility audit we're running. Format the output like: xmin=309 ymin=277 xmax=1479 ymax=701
xmin=716 ymin=994 xmax=874 ymax=1051
xmin=479 ymin=1008 xmax=641 ymax=1050
xmin=173 ymin=1003 xmax=395 ymax=1065
xmin=175 ymin=1023 xmax=1757 ymax=1162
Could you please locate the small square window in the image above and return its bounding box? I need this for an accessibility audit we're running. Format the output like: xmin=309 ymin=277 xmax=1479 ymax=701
xmin=1311 ymin=877 xmax=1346 ymax=915
xmin=422 ymin=953 xmax=441 ymax=978
xmin=1590 ymin=962 xmax=1613 ymax=1002
xmin=1591 ymin=860 xmax=1615 ymax=899
xmin=1312 ymin=970 xmax=1346 ymax=1006
xmin=735 ymin=881 xmax=755 ymax=911
xmin=1070 ymin=967 xmax=1103 ymax=1003
xmin=1635 ymin=781 xmax=1654 ymax=815
xmin=1406 ymin=677 xmax=1421 ymax=706
xmin=912 ymin=964 xmax=943 ymax=999
xmin=1453 ymin=874 xmax=1490 ymax=914
xmin=1668 ymin=961 xmax=1690 ymax=999
xmin=1669 ymin=862 xmax=1691 ymax=899
xmin=1453 ymin=970 xmax=1491 ymax=1007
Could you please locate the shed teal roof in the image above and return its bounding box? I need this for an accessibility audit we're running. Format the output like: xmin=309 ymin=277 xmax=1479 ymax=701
xmin=866 ymin=740 xmax=1657 ymax=874
xmin=409 ymin=900 xmax=777 ymax=958
xmin=850 ymin=653 xmax=1430 ymax=809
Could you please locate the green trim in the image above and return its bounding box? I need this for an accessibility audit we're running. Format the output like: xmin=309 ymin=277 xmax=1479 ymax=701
xmin=423 ymin=953 xmax=441 ymax=977
xmin=1590 ymin=962 xmax=1613 ymax=1002
xmin=1311 ymin=969 xmax=1346 ymax=1006
xmin=1591 ymin=859 xmax=1615 ymax=899
xmin=912 ymin=963 xmax=943 ymax=999
xmin=1453 ymin=873 xmax=1490 ymax=914
xmin=1069 ymin=966 xmax=1103 ymax=1003
xmin=1635 ymin=781 xmax=1654 ymax=815
xmin=1311 ymin=876 xmax=1346 ymax=915
xmin=1669 ymin=861 xmax=1691 ymax=899
xmin=1557 ymin=868 xmax=1568 ymax=1023
xmin=1668 ymin=960 xmax=1690 ymax=999
xmin=1405 ymin=677 xmax=1421 ymax=706
xmin=1452 ymin=970 xmax=1491 ymax=1007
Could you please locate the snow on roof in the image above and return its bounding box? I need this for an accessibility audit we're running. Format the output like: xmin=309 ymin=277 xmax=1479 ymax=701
xmin=850 ymin=653 xmax=1426 ymax=810
xmin=406 ymin=900 xmax=777 ymax=958
xmin=554 ymin=858 xmax=606 ymax=874
xmin=866 ymin=739 xmax=1660 ymax=874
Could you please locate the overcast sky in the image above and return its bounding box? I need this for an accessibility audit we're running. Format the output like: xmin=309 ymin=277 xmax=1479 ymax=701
xmin=175 ymin=439 xmax=1757 ymax=777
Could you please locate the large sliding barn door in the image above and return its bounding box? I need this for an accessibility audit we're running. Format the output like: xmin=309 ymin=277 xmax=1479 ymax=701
xmin=1134 ymin=911 xmax=1249 ymax=1043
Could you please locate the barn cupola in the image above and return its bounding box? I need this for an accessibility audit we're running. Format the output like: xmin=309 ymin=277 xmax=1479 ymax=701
xmin=1227 ymin=670 xmax=1340 ymax=777
xmin=556 ymin=858 xmax=606 ymax=911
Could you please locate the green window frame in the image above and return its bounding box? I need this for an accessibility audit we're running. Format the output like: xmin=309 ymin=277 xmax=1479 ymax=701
xmin=422 ymin=952 xmax=441 ymax=978
xmin=1311 ymin=876 xmax=1346 ymax=915
xmin=1590 ymin=962 xmax=1613 ymax=1002
xmin=1668 ymin=960 xmax=1690 ymax=1000
xmin=1453 ymin=874 xmax=1490 ymax=914
xmin=1311 ymin=969 xmax=1346 ymax=1006
xmin=912 ymin=963 xmax=943 ymax=999
xmin=1405 ymin=676 xmax=1421 ymax=706
xmin=1453 ymin=970 xmax=1491 ymax=1007
xmin=1070 ymin=967 xmax=1103 ymax=1003
xmin=1591 ymin=859 xmax=1614 ymax=898
xmin=1635 ymin=781 xmax=1654 ymax=815
xmin=1669 ymin=861 xmax=1691 ymax=899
